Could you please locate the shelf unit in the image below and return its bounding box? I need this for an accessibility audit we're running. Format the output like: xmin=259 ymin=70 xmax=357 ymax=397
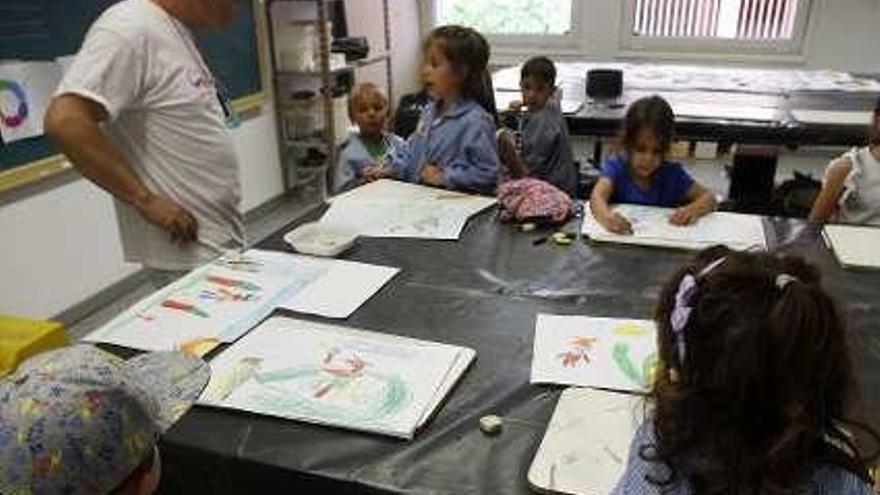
xmin=264 ymin=0 xmax=392 ymax=194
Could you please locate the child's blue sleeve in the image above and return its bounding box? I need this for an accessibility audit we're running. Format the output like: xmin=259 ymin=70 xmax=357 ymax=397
xmin=610 ymin=421 xmax=669 ymax=495
xmin=334 ymin=146 xmax=356 ymax=193
xmin=388 ymin=136 xmax=419 ymax=183
xmin=442 ymin=117 xmax=499 ymax=194
xmin=667 ymin=163 xmax=696 ymax=204
xmin=601 ymin=156 xmax=625 ymax=182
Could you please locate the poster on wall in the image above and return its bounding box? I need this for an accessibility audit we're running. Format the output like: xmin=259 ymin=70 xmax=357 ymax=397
xmin=0 ymin=61 xmax=62 ymax=144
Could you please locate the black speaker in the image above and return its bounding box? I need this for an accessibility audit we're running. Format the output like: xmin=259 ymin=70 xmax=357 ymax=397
xmin=586 ymin=69 xmax=624 ymax=101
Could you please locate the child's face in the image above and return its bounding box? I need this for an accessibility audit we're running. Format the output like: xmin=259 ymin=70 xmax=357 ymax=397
xmin=629 ymin=129 xmax=665 ymax=180
xmin=520 ymin=76 xmax=554 ymax=112
xmin=422 ymin=42 xmax=462 ymax=102
xmin=351 ymin=92 xmax=388 ymax=139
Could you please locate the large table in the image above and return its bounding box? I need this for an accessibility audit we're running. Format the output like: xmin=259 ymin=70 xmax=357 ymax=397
xmin=157 ymin=206 xmax=880 ymax=494
xmin=493 ymin=63 xmax=880 ymax=147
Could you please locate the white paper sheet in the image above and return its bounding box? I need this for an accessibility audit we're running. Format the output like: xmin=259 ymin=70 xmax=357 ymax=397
xmin=823 ymin=224 xmax=880 ymax=269
xmin=495 ymin=63 xmax=880 ymax=98
xmin=199 ymin=317 xmax=474 ymax=439
xmin=582 ymin=203 xmax=767 ymax=251
xmin=791 ymin=109 xmax=873 ymax=126
xmin=322 ymin=180 xmax=496 ymax=240
xmin=528 ymin=387 xmax=642 ymax=495
xmin=0 ymin=61 xmax=62 ymax=143
xmin=674 ymin=103 xmax=777 ymax=122
xmin=279 ymin=255 xmax=399 ymax=318
xmin=493 ymin=91 xmax=583 ymax=115
xmin=531 ymin=315 xmax=657 ymax=393
xmin=83 ymin=250 xmax=326 ymax=354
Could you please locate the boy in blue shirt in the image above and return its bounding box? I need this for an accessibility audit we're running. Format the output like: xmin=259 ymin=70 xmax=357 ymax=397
xmin=335 ymin=83 xmax=404 ymax=192
xmin=590 ymin=96 xmax=716 ymax=233
xmin=506 ymin=56 xmax=577 ymax=195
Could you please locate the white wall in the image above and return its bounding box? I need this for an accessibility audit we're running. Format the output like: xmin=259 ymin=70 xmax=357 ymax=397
xmin=0 ymin=105 xmax=284 ymax=320
xmin=462 ymin=0 xmax=880 ymax=73
xmin=804 ymin=0 xmax=880 ymax=72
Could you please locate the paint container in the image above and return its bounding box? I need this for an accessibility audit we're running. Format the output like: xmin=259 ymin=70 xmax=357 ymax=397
xmin=275 ymin=21 xmax=333 ymax=73
xmin=285 ymin=90 xmax=320 ymax=139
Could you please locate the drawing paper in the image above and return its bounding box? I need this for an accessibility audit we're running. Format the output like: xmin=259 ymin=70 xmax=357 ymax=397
xmin=823 ymin=224 xmax=880 ymax=269
xmin=279 ymin=254 xmax=400 ymax=318
xmin=582 ymin=203 xmax=767 ymax=251
xmin=791 ymin=109 xmax=873 ymax=126
xmin=531 ymin=314 xmax=657 ymax=393
xmin=528 ymin=387 xmax=642 ymax=495
xmin=83 ymin=250 xmax=326 ymax=353
xmin=321 ymin=180 xmax=496 ymax=240
xmin=200 ymin=317 xmax=475 ymax=439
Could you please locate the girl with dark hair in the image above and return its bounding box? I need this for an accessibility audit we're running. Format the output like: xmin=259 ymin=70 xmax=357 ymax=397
xmin=364 ymin=25 xmax=499 ymax=195
xmin=590 ymin=95 xmax=717 ymax=234
xmin=809 ymin=98 xmax=880 ymax=225
xmin=613 ymin=247 xmax=878 ymax=495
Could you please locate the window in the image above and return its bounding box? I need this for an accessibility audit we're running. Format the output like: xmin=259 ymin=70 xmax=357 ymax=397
xmin=623 ymin=0 xmax=812 ymax=54
xmin=433 ymin=0 xmax=575 ymax=37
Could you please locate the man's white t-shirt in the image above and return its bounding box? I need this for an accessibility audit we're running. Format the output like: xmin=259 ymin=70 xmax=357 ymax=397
xmin=56 ymin=0 xmax=245 ymax=270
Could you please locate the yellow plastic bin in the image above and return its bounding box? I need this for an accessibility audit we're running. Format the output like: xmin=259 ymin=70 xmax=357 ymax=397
xmin=0 ymin=315 xmax=68 ymax=377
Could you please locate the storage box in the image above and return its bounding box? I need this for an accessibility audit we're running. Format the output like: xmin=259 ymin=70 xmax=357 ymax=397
xmin=0 ymin=315 xmax=68 ymax=377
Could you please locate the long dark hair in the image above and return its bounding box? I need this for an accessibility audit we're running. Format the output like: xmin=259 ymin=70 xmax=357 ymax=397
xmin=621 ymin=95 xmax=676 ymax=155
xmin=425 ymin=25 xmax=497 ymax=121
xmin=646 ymin=246 xmax=877 ymax=495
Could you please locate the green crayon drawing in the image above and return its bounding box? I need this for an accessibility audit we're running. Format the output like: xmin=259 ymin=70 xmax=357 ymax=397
xmin=612 ymin=343 xmax=658 ymax=388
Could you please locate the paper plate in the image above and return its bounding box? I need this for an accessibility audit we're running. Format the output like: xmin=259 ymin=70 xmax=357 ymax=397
xmin=283 ymin=222 xmax=358 ymax=257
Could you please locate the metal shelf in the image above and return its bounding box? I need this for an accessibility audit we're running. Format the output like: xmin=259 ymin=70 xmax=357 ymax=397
xmin=265 ymin=0 xmax=391 ymax=193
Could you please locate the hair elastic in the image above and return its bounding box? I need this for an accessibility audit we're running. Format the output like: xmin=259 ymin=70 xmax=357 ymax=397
xmin=670 ymin=257 xmax=727 ymax=363
xmin=776 ymin=274 xmax=798 ymax=290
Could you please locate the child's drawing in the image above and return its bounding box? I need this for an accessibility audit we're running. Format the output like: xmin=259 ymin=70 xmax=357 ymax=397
xmin=249 ymin=351 xmax=412 ymax=424
xmin=532 ymin=315 xmax=658 ymax=393
xmin=557 ymin=337 xmax=598 ymax=367
xmin=612 ymin=343 xmax=658 ymax=389
xmin=199 ymin=317 xmax=468 ymax=438
xmin=84 ymin=251 xmax=326 ymax=352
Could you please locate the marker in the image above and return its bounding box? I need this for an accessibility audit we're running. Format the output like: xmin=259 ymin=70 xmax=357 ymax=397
xmin=162 ymin=300 xmax=210 ymax=318
xmin=206 ymin=275 xmax=261 ymax=292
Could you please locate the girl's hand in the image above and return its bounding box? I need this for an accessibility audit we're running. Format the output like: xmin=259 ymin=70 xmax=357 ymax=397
xmin=362 ymin=166 xmax=392 ymax=183
xmin=604 ymin=211 xmax=633 ymax=235
xmin=670 ymin=206 xmax=698 ymax=226
xmin=420 ymin=164 xmax=446 ymax=187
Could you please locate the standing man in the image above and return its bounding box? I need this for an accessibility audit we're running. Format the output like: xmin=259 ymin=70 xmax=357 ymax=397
xmin=45 ymin=0 xmax=246 ymax=282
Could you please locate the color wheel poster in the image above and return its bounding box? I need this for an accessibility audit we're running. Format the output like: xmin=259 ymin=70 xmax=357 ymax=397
xmin=0 ymin=61 xmax=62 ymax=143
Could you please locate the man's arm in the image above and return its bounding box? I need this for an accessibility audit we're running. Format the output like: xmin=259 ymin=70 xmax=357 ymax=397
xmin=44 ymin=94 xmax=198 ymax=244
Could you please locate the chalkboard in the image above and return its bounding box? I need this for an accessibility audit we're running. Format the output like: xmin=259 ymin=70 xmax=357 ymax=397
xmin=0 ymin=0 xmax=265 ymax=192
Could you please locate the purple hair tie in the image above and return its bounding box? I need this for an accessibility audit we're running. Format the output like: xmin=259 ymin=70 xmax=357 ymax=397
xmin=670 ymin=274 xmax=697 ymax=363
xmin=669 ymin=257 xmax=727 ymax=363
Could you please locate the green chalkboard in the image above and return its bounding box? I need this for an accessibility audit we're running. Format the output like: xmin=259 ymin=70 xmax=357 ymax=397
xmin=0 ymin=0 xmax=265 ymax=192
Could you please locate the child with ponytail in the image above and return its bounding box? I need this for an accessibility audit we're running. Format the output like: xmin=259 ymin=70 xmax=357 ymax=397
xmin=613 ymin=246 xmax=878 ymax=495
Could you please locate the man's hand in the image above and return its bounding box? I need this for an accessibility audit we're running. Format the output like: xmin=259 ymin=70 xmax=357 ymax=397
xmin=135 ymin=193 xmax=198 ymax=244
